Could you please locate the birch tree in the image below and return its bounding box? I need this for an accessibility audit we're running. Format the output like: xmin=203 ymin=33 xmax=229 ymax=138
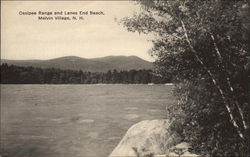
xmin=121 ymin=0 xmax=249 ymax=156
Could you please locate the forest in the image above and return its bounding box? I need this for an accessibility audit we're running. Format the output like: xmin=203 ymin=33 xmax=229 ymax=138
xmin=0 ymin=63 xmax=170 ymax=84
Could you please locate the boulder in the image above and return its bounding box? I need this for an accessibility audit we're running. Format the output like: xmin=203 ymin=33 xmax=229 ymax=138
xmin=109 ymin=119 xmax=182 ymax=157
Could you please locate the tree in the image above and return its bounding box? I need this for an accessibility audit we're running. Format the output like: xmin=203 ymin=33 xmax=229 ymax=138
xmin=106 ymin=70 xmax=112 ymax=83
xmin=121 ymin=0 xmax=249 ymax=156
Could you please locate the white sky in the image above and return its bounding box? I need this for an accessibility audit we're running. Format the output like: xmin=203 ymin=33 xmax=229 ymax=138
xmin=1 ymin=1 xmax=154 ymax=61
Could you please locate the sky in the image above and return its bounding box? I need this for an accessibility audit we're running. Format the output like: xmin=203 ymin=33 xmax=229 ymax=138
xmin=1 ymin=1 xmax=154 ymax=61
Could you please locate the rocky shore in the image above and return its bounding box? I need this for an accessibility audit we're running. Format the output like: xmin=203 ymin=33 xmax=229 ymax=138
xmin=109 ymin=119 xmax=199 ymax=157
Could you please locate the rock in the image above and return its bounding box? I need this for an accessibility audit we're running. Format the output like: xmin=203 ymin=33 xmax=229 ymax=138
xmin=109 ymin=119 xmax=182 ymax=157
xmin=168 ymin=142 xmax=200 ymax=157
xmin=168 ymin=151 xmax=200 ymax=157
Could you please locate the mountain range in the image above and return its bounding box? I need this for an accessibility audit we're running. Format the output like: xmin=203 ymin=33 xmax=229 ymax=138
xmin=1 ymin=56 xmax=153 ymax=72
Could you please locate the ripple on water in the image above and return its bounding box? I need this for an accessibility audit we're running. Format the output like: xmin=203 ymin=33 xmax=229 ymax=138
xmin=124 ymin=114 xmax=139 ymax=120
xmin=79 ymin=119 xmax=95 ymax=123
xmin=124 ymin=107 xmax=138 ymax=111
xmin=51 ymin=117 xmax=65 ymax=123
xmin=87 ymin=132 xmax=99 ymax=139
xmin=147 ymin=109 xmax=160 ymax=113
xmin=18 ymin=135 xmax=50 ymax=139
xmin=108 ymin=136 xmax=121 ymax=140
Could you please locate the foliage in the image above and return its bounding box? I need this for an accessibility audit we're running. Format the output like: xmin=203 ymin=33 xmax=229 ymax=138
xmin=121 ymin=0 xmax=249 ymax=156
xmin=0 ymin=63 xmax=169 ymax=84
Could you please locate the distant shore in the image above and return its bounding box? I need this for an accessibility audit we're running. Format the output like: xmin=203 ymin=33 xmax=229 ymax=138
xmin=1 ymin=64 xmax=171 ymax=84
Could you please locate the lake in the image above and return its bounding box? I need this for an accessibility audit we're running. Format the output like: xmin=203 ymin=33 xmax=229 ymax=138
xmin=1 ymin=84 xmax=175 ymax=157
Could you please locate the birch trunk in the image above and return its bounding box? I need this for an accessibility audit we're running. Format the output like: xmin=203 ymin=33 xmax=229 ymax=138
xmin=210 ymin=33 xmax=248 ymax=130
xmin=180 ymin=20 xmax=245 ymax=140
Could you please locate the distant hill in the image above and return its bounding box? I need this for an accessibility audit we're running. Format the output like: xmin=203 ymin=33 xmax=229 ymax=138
xmin=1 ymin=56 xmax=153 ymax=72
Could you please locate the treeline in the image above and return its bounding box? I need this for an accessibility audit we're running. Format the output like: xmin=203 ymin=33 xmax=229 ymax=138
xmin=0 ymin=63 xmax=170 ymax=84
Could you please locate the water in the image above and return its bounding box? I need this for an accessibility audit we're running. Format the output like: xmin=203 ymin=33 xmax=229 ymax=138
xmin=1 ymin=84 xmax=175 ymax=157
